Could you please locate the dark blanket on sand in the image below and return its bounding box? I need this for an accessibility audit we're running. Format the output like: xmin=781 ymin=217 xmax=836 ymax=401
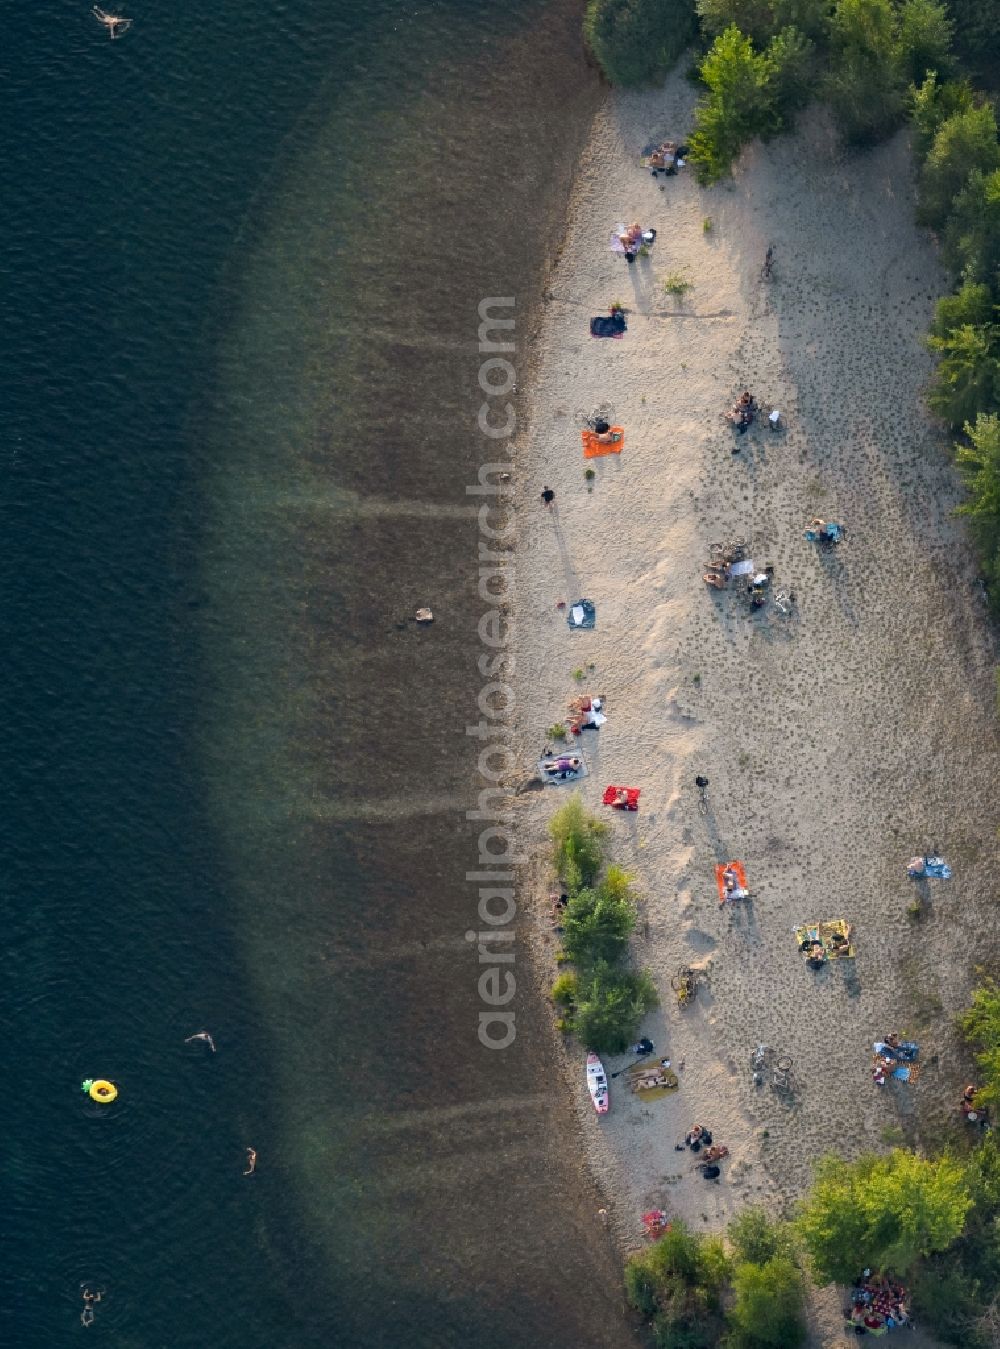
xmin=590 ymin=313 xmax=626 ymax=338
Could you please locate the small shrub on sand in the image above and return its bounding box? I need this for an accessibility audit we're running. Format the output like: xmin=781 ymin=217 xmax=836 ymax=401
xmin=663 ymin=270 xmax=693 ymax=298
xmin=703 ymin=216 xmax=714 ymax=232
xmin=547 ymin=722 xmax=568 ymax=741
xmin=550 ymin=972 xmax=578 ymax=1007
xmin=548 ymin=793 xmax=607 ymax=891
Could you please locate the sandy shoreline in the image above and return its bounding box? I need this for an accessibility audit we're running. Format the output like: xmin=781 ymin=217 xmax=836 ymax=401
xmin=512 ymin=71 xmax=1000 ymax=1346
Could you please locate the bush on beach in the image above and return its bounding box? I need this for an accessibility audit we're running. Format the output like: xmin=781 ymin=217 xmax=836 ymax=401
xmin=571 ymin=961 xmax=659 ymax=1051
xmin=584 ymin=0 xmax=697 ymax=86
xmin=625 ymin=1221 xmax=730 ymax=1345
xmin=546 ymin=795 xmax=656 ymax=1051
xmin=549 ymin=793 xmax=607 ymax=891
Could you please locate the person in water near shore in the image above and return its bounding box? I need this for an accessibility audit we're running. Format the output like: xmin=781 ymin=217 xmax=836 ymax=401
xmin=243 ymin=1147 xmax=257 ymax=1176
xmin=541 ymin=486 xmax=555 ymax=508
xmin=184 ymin=1031 xmax=216 ymax=1052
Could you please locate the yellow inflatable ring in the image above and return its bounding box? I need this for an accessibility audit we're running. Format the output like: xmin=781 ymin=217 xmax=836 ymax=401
xmin=89 ymin=1079 xmax=118 ymax=1104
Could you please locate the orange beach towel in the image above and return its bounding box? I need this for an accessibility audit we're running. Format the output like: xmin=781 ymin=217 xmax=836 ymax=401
xmin=582 ymin=427 xmax=625 ymax=459
xmin=715 ymin=861 xmax=748 ymax=904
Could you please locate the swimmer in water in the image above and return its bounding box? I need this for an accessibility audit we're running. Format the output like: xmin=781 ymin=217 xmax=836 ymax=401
xmin=184 ymin=1031 xmax=216 ymax=1052
xmin=243 ymin=1147 xmax=257 ymax=1176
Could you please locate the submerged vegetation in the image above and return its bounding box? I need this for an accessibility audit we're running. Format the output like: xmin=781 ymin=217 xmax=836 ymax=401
xmin=547 ymin=795 xmax=657 ymax=1051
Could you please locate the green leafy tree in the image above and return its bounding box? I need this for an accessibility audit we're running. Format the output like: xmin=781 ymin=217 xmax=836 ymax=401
xmin=946 ymin=0 xmax=1000 ymax=84
xmin=944 ymin=169 xmax=1000 ymax=290
xmin=826 ymin=0 xmax=904 ymax=144
xmin=584 ymin=0 xmax=697 ymax=86
xmin=572 ymin=960 xmax=658 ymax=1051
xmin=561 ymin=865 xmax=638 ymax=965
xmin=690 ymin=25 xmax=780 ymax=183
xmin=910 ymin=72 xmax=975 ymax=162
xmin=927 ymin=323 xmax=1000 ymax=427
xmin=894 ymin=0 xmax=953 ymax=87
xmin=548 ymin=793 xmax=607 ymax=891
xmin=727 ymin=1255 xmax=807 ymax=1347
xmin=797 ymin=1150 xmax=972 ymax=1284
xmin=917 ymin=104 xmax=1000 ymax=231
xmin=930 ymin=280 xmax=994 ymax=337
xmin=765 ymin=25 xmax=815 ymax=115
xmin=770 ymin=0 xmax=832 ymax=41
xmin=696 ymin=0 xmax=777 ymax=45
xmin=959 ymin=976 xmax=1000 ymax=1109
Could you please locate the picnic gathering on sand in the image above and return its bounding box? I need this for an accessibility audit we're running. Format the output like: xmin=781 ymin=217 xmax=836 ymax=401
xmin=511 ymin=61 xmax=1000 ymax=1347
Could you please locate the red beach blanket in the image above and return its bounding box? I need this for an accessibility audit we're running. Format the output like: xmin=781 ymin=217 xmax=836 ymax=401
xmin=582 ymin=428 xmax=625 ymax=459
xmin=715 ymin=861 xmax=748 ymax=903
xmin=603 ymin=785 xmax=640 ymax=810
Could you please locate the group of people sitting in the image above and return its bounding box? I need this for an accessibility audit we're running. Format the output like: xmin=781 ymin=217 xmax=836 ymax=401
xmin=805 ymin=517 xmax=843 ymax=545
xmin=871 ymin=1033 xmax=920 ymax=1086
xmin=725 ymin=389 xmax=758 ymax=433
xmin=617 ymin=221 xmax=657 ymax=265
xmin=566 ymin=694 xmax=606 ymax=735
xmin=845 ymin=1272 xmax=911 ymax=1335
xmin=647 ymin=140 xmax=688 ymax=175
xmin=675 ymin=1124 xmax=727 ymax=1179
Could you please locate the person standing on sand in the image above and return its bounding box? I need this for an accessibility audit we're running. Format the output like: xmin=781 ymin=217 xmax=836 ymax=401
xmin=541 ymin=487 xmax=555 ymax=509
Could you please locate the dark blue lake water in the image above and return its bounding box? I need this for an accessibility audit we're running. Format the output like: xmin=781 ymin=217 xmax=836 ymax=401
xmin=3 ymin=1 xmax=636 ymax=1344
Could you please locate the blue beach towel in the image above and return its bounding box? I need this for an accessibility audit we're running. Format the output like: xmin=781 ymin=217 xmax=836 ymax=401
xmin=567 ymin=599 xmax=596 ymax=630
xmin=590 ymin=313 xmax=626 ymax=338
xmin=924 ymin=857 xmax=952 ymax=879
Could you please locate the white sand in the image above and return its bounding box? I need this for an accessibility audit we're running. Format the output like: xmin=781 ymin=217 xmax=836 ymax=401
xmin=513 ymin=72 xmax=1000 ymax=1347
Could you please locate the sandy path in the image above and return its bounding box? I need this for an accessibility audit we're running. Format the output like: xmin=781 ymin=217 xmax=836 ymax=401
xmin=512 ymin=73 xmax=1000 ymax=1347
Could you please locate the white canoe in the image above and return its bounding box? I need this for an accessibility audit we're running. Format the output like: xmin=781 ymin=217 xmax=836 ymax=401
xmin=586 ymin=1052 xmax=609 ymax=1114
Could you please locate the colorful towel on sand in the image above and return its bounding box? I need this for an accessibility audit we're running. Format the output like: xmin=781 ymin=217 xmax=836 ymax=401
xmin=567 ymin=599 xmax=596 ymax=629
xmin=538 ymin=754 xmax=588 ymax=784
xmin=716 ymin=861 xmax=749 ymax=903
xmin=795 ymin=918 xmax=855 ymax=961
xmin=590 ymin=313 xmax=627 ymax=338
xmin=582 ymin=427 xmax=624 ymax=459
xmin=630 ymin=1064 xmax=678 ymax=1098
xmin=603 ymin=785 xmax=640 ymax=810
xmin=907 ymin=854 xmax=952 ymax=878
